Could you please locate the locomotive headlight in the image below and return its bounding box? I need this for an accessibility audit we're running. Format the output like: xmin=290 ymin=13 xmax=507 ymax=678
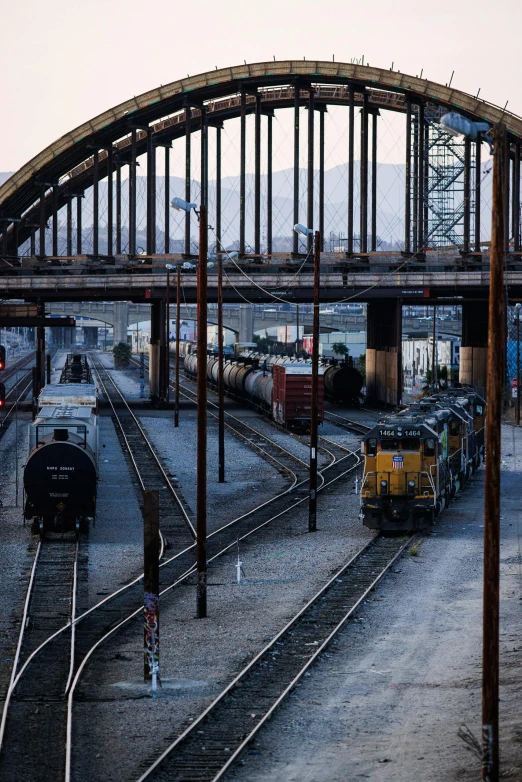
xmin=408 ymin=479 xmax=415 ymax=487
xmin=380 ymin=479 xmax=388 ymax=495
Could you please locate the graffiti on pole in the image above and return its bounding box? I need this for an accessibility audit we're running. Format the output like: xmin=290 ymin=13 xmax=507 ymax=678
xmin=144 ymin=590 xmax=159 ymax=680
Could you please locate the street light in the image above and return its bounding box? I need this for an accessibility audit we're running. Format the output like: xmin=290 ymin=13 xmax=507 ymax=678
xmin=294 ymin=224 xmax=320 ymax=532
xmin=440 ymin=112 xmax=494 ymax=154
xmin=294 ymin=223 xmax=314 ymax=237
xmin=441 ymin=112 xmax=506 ymax=782
xmin=170 ymin=197 xmax=198 ymax=212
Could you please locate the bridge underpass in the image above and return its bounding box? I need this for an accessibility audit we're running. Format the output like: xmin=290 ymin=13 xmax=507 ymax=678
xmin=1 ymin=60 xmax=521 ymax=403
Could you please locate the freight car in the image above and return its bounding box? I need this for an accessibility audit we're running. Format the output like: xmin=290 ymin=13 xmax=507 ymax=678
xmin=184 ymin=352 xmax=324 ymax=429
xmin=360 ymin=387 xmax=485 ymax=532
xmin=172 ymin=340 xmax=364 ymax=406
xmin=24 ymin=381 xmax=99 ymax=539
xmin=60 ymin=353 xmax=92 ymax=384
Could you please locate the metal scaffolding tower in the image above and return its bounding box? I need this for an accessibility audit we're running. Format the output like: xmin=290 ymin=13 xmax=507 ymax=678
xmin=424 ymin=104 xmax=475 ymax=248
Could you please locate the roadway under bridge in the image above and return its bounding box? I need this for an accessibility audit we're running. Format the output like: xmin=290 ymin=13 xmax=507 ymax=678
xmin=1 ymin=59 xmax=521 ymax=403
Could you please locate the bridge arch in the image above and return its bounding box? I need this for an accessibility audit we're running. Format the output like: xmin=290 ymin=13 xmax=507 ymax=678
xmin=1 ymin=59 xmax=522 ymax=260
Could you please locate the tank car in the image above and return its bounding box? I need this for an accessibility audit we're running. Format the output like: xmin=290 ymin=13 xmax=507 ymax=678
xmin=24 ymin=383 xmax=98 ymax=539
xmin=323 ymin=359 xmax=363 ymax=405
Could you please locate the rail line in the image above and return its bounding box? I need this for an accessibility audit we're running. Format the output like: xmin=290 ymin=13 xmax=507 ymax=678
xmin=89 ymin=353 xmax=197 ymax=543
xmin=324 ymin=409 xmax=373 ymax=436
xmin=0 ymin=352 xmax=361 ymax=780
xmin=0 ymin=539 xmax=79 ymax=780
xmin=136 ymin=533 xmax=414 ymax=782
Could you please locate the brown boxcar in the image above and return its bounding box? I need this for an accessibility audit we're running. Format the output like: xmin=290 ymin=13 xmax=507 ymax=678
xmin=272 ymin=364 xmax=324 ymax=428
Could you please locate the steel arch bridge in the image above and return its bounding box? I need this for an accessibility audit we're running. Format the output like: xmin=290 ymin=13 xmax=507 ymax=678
xmin=1 ymin=59 xmax=522 ymax=267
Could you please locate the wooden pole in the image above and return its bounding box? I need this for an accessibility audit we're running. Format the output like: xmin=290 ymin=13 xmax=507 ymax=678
xmin=218 ymin=252 xmax=225 ymax=483
xmin=309 ymin=231 xmax=320 ymax=532
xmin=175 ymin=266 xmax=180 ymax=427
xmin=482 ymin=122 xmax=506 ymax=782
xmin=197 ymin=206 xmax=208 ymax=618
xmin=143 ymin=490 xmax=160 ymax=686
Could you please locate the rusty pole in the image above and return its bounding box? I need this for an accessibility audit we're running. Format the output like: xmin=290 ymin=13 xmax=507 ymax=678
xmin=309 ymin=231 xmax=320 ymax=532
xmin=515 ymin=302 xmax=521 ymax=426
xmin=165 ymin=270 xmax=170 ymax=403
xmin=143 ymin=490 xmax=160 ymax=685
xmin=482 ymin=122 xmax=506 ymax=782
xmin=197 ymin=205 xmax=208 ymax=618
xmin=218 ymin=252 xmax=225 ymax=483
xmin=175 ymin=265 xmax=180 ymax=427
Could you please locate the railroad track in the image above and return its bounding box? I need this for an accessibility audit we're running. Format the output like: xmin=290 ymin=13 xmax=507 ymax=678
xmin=0 ymin=539 xmax=79 ymax=781
xmin=0 ymin=350 xmax=58 ymax=445
xmin=136 ymin=533 xmax=414 ymax=782
xmin=0 ymin=353 xmax=360 ymax=780
xmin=65 ymin=356 xmax=359 ymax=779
xmin=89 ymin=353 xmax=197 ymax=545
xmin=324 ymin=409 xmax=373 ymax=436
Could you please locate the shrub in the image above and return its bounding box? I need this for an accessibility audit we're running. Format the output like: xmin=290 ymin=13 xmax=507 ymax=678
xmin=113 ymin=341 xmax=131 ymax=367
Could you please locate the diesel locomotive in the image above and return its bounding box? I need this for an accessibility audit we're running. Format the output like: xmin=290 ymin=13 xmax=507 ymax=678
xmin=360 ymin=387 xmax=485 ymax=531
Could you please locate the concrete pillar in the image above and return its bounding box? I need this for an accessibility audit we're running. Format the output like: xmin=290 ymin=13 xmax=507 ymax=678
xmin=64 ymin=327 xmax=74 ymax=348
xmin=459 ymin=301 xmax=488 ymax=396
xmin=366 ymin=299 xmax=403 ymax=407
xmin=239 ymin=304 xmax=253 ymax=344
xmin=149 ymin=299 xmax=166 ymax=403
xmin=113 ymin=301 xmax=129 ymax=345
xmin=83 ymin=326 xmax=98 ymax=349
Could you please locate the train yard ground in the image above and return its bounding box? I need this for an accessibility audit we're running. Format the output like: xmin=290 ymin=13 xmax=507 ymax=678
xmin=0 ymin=350 xmax=520 ymax=780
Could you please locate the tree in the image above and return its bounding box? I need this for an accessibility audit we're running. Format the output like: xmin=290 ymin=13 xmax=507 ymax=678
xmin=331 ymin=342 xmax=349 ymax=358
xmin=113 ymin=341 xmax=132 ymax=368
xmin=356 ymin=352 xmax=366 ymax=380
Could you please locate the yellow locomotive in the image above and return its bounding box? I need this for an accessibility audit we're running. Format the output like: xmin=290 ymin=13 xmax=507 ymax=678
xmin=360 ymin=388 xmax=485 ymax=531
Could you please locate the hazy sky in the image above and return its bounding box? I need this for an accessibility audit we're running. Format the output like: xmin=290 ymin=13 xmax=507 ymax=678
xmin=2 ymin=0 xmax=521 ymax=173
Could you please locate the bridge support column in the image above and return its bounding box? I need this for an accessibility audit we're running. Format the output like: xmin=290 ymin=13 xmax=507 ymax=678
xmin=184 ymin=106 xmax=191 ymax=257
xmin=239 ymin=91 xmax=246 ymax=257
xmin=366 ymin=300 xmax=402 ymax=407
xmin=459 ymin=301 xmax=488 ymax=395
xmin=239 ymin=304 xmax=253 ymax=344
xmin=149 ymin=300 xmax=167 ymax=403
xmin=113 ymin=302 xmax=129 ymax=345
xmin=292 ymin=84 xmax=300 ymax=256
xmin=83 ymin=327 xmax=98 ymax=349
xmin=347 ymin=85 xmax=354 ymax=256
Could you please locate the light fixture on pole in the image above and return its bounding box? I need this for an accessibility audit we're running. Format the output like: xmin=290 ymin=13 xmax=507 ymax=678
xmin=294 ymin=223 xmax=320 ymax=532
xmin=440 ymin=113 xmax=494 ymax=154
xmin=440 ymin=112 xmax=505 ymax=782
xmin=170 ymin=197 xmax=198 ymax=213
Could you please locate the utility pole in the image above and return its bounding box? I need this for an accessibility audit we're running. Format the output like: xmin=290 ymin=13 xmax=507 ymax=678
xmin=143 ymin=489 xmax=160 ymax=691
xmin=217 ymin=252 xmax=225 ymax=482
xmin=482 ymin=121 xmax=506 ymax=782
xmin=431 ymin=304 xmax=437 ymax=391
xmin=309 ymin=231 xmax=320 ymax=532
xmin=515 ymin=302 xmax=522 ymax=426
xmin=165 ymin=269 xmax=170 ymax=403
xmin=196 ymin=205 xmax=208 ymax=618
xmin=175 ymin=265 xmax=181 ymax=427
